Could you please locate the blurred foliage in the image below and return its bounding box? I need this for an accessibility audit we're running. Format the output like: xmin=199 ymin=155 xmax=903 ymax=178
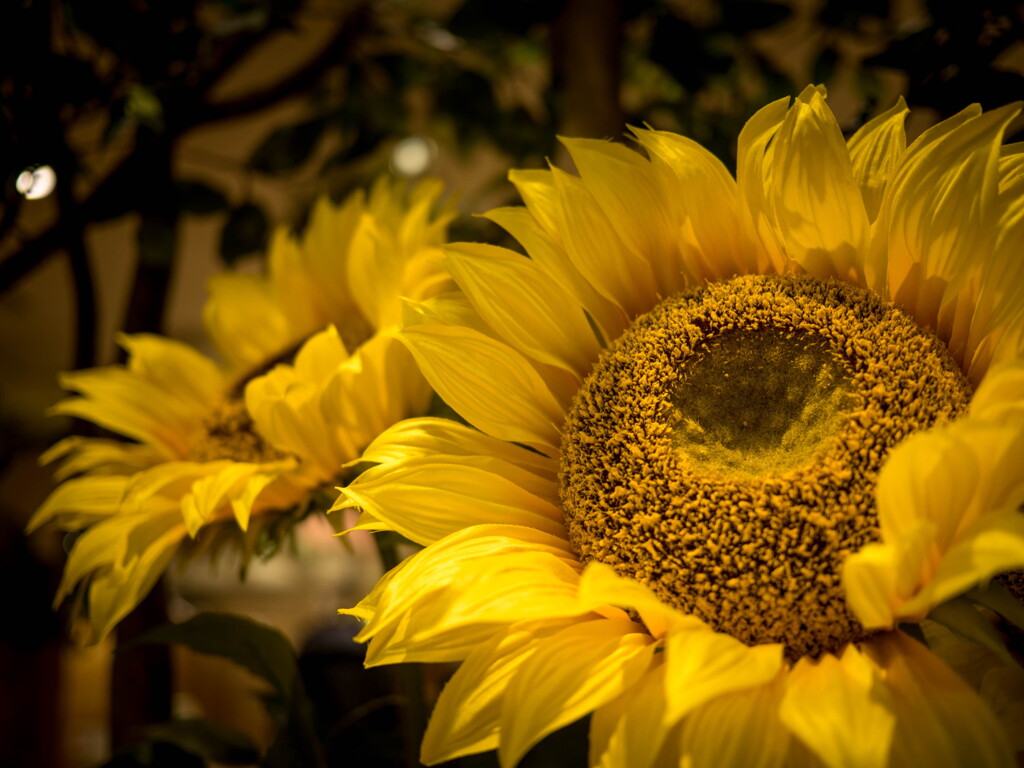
xmin=3 ymin=2 xmax=1023 ymax=766
xmin=2 ymin=0 xmax=1022 ymax=351
xmin=106 ymin=612 xmax=323 ymax=768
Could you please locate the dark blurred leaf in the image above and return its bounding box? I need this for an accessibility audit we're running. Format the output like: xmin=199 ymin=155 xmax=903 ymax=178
xmin=447 ymin=0 xmax=564 ymax=38
xmin=813 ymin=47 xmax=839 ymax=86
xmin=913 ymin=69 xmax=1024 ymax=118
xmin=819 ymin=0 xmax=889 ymax=29
xmin=99 ymin=742 xmax=205 ymax=768
xmin=102 ymin=98 xmax=134 ymax=146
xmin=140 ymin=718 xmax=260 ymax=765
xmin=752 ymin=52 xmax=795 ymax=101
xmin=649 ymin=15 xmax=705 ymax=92
xmin=250 ymin=116 xmax=329 ymax=174
xmin=864 ymin=26 xmax=940 ymax=71
xmin=66 ymin=1 xmax=202 ymax=81
xmin=137 ymin=214 xmax=177 ymax=268
xmin=262 ymin=690 xmax=326 ymax=768
xmin=126 ymin=84 xmax=165 ymax=131
xmin=220 ymin=203 xmax=268 ymax=264
xmin=321 ymin=126 xmax=386 ymax=174
xmin=129 ymin=613 xmax=298 ymax=707
xmin=720 ymin=0 xmax=791 ymax=32
xmin=128 ymin=612 xmax=327 ymax=768
xmin=174 ymin=180 xmax=228 ymax=214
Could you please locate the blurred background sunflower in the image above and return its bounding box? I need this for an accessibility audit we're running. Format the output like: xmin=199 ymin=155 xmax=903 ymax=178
xmin=1 ymin=1 xmax=1022 ymax=767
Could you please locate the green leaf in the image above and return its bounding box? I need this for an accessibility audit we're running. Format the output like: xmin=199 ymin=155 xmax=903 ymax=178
xmin=126 ymin=84 xmax=165 ymax=131
xmin=968 ymin=581 xmax=1024 ymax=631
xmin=140 ymin=718 xmax=260 ymax=765
xmin=175 ymin=181 xmax=228 ymax=215
xmin=128 ymin=613 xmax=299 ymax=706
xmin=250 ymin=116 xmax=329 ymax=175
xmin=929 ymin=596 xmax=1018 ymax=667
xmin=220 ymin=203 xmax=268 ymax=264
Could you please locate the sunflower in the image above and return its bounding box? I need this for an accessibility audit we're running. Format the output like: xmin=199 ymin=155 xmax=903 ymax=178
xmin=29 ymin=177 xmax=452 ymax=643
xmin=336 ymin=87 xmax=1024 ymax=767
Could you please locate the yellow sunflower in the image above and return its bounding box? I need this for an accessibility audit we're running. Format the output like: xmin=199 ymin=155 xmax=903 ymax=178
xmin=336 ymin=86 xmax=1024 ymax=767
xmin=29 ymin=177 xmax=452 ymax=643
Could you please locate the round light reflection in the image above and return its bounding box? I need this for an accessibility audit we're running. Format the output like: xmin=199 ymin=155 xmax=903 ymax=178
xmin=16 ymin=165 xmax=57 ymax=200
xmin=390 ymin=137 xmax=437 ymax=178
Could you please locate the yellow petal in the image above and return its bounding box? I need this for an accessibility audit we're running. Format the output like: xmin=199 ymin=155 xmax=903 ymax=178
xmin=678 ymin=673 xmax=790 ymax=768
xmin=550 ymin=166 xmax=658 ymax=319
xmin=86 ymin=509 xmax=188 ymax=642
xmin=999 ymin=142 xmax=1024 ymax=193
xmin=590 ymin=664 xmax=674 ymax=768
xmin=736 ymin=95 xmax=791 ymax=273
xmin=361 ymin=440 xmax=556 ymax=505
xmin=356 ymin=417 xmax=557 ymax=483
xmin=767 ymin=88 xmax=870 ymax=283
xmin=507 ymin=168 xmax=560 ymax=236
xmin=842 ymin=524 xmax=932 ymax=630
xmin=401 ymin=291 xmax=491 ymax=333
xmin=498 ymin=618 xmax=657 ymax=768
xmin=349 ymin=525 xmax=588 ymax=665
xmin=779 ymin=644 xmax=895 ymax=768
xmin=845 ymin=385 xmax=1024 ymax=624
xmin=269 ymin=227 xmax=331 ymax=337
xmin=577 ymin=561 xmax=693 ymax=639
xmin=346 ymin=215 xmax=405 ymax=330
xmin=964 ymin=189 xmax=1024 ymax=380
xmin=180 ymin=461 xmax=284 ymax=537
xmin=969 ymin=358 xmax=1024 ymax=420
xmin=53 ymin=367 xmax=204 ymax=458
xmin=846 ymin=96 xmax=908 ymax=224
xmin=663 ymin=624 xmax=783 ymax=725
xmin=56 ymin=506 xmax=186 ymax=642
xmin=562 ymin=138 xmax=688 ymax=295
xmin=333 ymin=457 xmax=566 ymax=546
xmin=398 ymin=324 xmax=565 ymax=454
xmin=121 ymin=461 xmax=218 ymax=514
xmin=119 ymin=334 xmax=224 ymax=407
xmin=204 ymin=271 xmax=294 ymax=371
xmin=300 ymin=192 xmax=363 ymax=308
xmin=864 ymin=631 xmax=1014 ymax=767
xmin=421 ymin=619 xmax=576 ymax=764
xmin=444 ymin=242 xmax=601 ymax=379
xmin=246 ymin=367 xmax=343 ymax=467
xmin=29 ymin=475 xmax=128 ymax=532
xmin=291 ymin=325 xmax=349 ymax=382
xmin=230 ymin=471 xmax=279 ymax=530
xmin=41 ymin=436 xmax=159 ymax=481
xmin=318 ymin=332 xmax=434 ymax=464
xmin=631 ymin=127 xmax=762 ymax=281
xmin=900 ymin=508 xmax=1024 ymax=617
xmin=881 ymin=103 xmax=1020 ymax=335
xmin=484 ymin=205 xmax=627 ymax=343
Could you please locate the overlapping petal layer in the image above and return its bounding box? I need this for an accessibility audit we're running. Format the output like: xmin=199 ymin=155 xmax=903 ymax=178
xmin=33 ymin=178 xmax=450 ymax=642
xmin=339 ymin=89 xmax=1024 ymax=767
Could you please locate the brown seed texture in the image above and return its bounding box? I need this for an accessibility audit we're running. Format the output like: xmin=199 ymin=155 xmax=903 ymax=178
xmin=560 ymin=274 xmax=971 ymax=657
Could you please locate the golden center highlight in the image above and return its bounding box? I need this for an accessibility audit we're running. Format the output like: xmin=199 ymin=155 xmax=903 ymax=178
xmin=189 ymin=399 xmax=283 ymax=464
xmin=560 ymin=274 xmax=971 ymax=657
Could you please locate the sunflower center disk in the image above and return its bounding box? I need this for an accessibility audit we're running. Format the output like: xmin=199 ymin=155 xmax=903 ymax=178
xmin=189 ymin=399 xmax=283 ymax=464
xmin=560 ymin=275 xmax=971 ymax=658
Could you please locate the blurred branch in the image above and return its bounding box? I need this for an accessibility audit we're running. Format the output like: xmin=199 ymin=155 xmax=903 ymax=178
xmin=196 ymin=7 xmax=367 ymax=127
xmin=552 ymin=0 xmax=623 ymax=145
xmin=0 ymin=4 xmax=367 ymax=296
xmin=62 ymin=200 xmax=96 ymax=370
